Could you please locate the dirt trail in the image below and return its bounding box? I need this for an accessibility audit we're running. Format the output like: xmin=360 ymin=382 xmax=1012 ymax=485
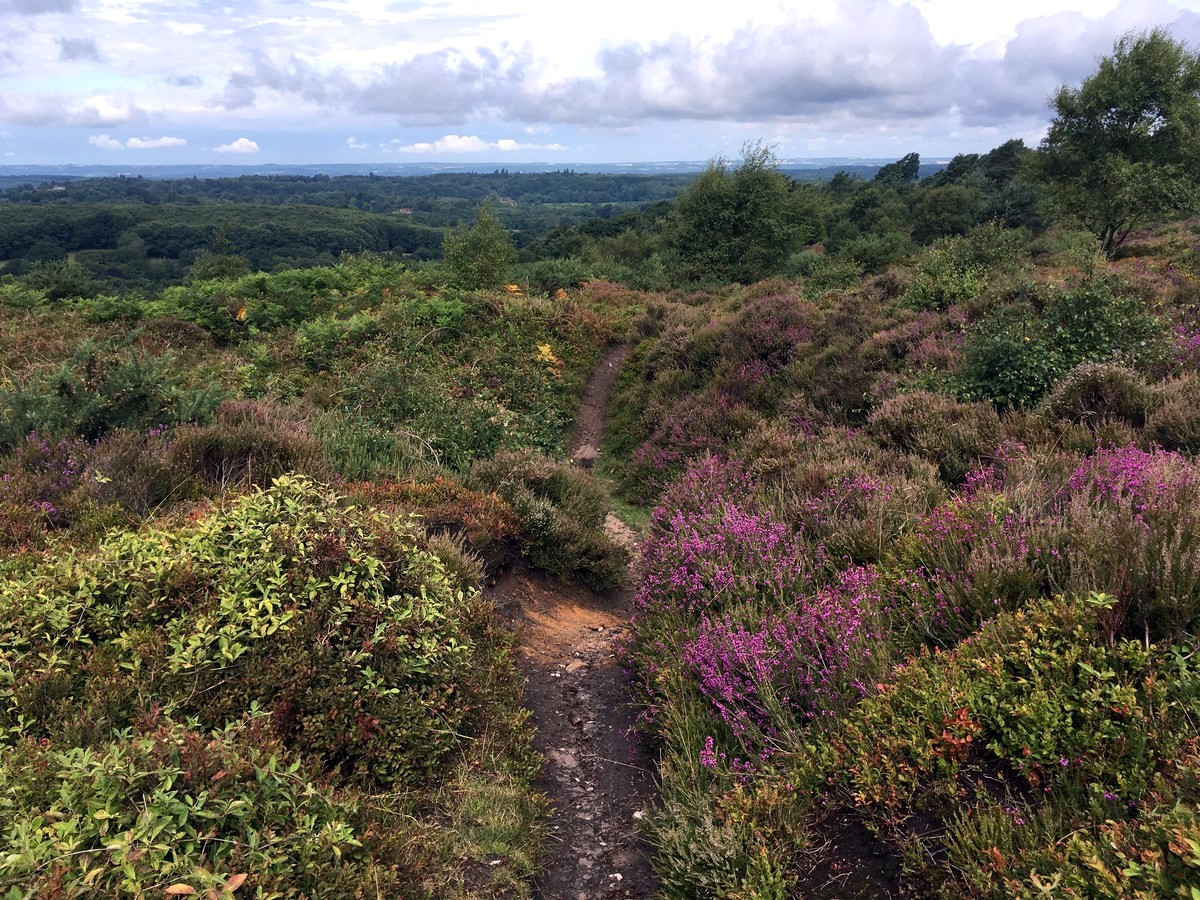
xmin=489 ymin=342 xmax=658 ymax=899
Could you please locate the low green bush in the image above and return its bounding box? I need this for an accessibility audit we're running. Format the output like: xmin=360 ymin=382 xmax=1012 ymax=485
xmin=1146 ymin=374 xmax=1200 ymax=452
xmin=867 ymin=390 xmax=1001 ymax=484
xmin=0 ymin=475 xmax=475 ymax=786
xmin=0 ymin=714 xmax=395 ymax=897
xmin=171 ymin=398 xmax=327 ymax=487
xmin=470 ymin=450 xmax=628 ymax=589
xmin=958 ymin=276 xmax=1165 ymax=408
xmin=1040 ymin=362 xmax=1152 ymax=427
xmin=0 ymin=344 xmax=223 ymax=450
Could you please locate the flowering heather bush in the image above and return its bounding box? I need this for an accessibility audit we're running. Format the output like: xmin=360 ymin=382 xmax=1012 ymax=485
xmin=625 ymin=393 xmax=763 ymax=502
xmin=1171 ymin=324 xmax=1200 ymax=371
xmin=721 ymin=294 xmax=813 ymax=373
xmin=1146 ymin=374 xmax=1200 ymax=452
xmin=636 ymin=484 xmax=813 ymax=624
xmin=1059 ymin=446 xmax=1200 ymax=641
xmin=0 ymin=431 xmax=95 ymax=546
xmin=683 ymin=566 xmax=883 ymax=746
xmin=1040 ymin=362 xmax=1152 ymax=427
xmin=886 ymin=496 xmax=1047 ymax=649
xmin=784 ymin=474 xmax=898 ymax=564
xmin=625 ymin=458 xmax=822 ymax=733
xmin=868 ymin=390 xmax=1001 ymax=484
xmin=862 ymin=308 xmax=968 ymax=375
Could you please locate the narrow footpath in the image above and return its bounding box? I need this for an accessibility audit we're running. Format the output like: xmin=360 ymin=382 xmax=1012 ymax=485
xmin=489 ymin=343 xmax=659 ymax=899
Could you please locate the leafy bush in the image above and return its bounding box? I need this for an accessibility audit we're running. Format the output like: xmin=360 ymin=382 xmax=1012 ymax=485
xmin=470 ymin=451 xmax=628 ymax=589
xmin=442 ymin=200 xmax=516 ymax=291
xmin=0 ymin=344 xmax=223 ymax=450
xmin=958 ymin=276 xmax=1165 ymax=408
xmin=800 ymin=253 xmax=864 ymax=296
xmin=514 ymin=256 xmax=594 ymax=295
xmin=813 ymin=595 xmax=1200 ymax=887
xmin=0 ymin=476 xmax=476 ymax=786
xmin=0 ymin=714 xmax=395 ymax=897
xmin=902 ymin=223 xmax=1025 ymax=311
xmin=956 ymin=301 xmax=1062 ymax=408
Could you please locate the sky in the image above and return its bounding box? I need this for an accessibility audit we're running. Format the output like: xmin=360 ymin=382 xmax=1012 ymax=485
xmin=0 ymin=0 xmax=1198 ymax=165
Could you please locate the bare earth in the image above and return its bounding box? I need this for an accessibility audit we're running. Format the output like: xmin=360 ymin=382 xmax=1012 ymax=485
xmin=488 ymin=342 xmax=658 ymax=899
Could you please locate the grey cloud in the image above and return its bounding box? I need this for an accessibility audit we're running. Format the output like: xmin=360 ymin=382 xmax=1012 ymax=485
xmin=206 ymin=0 xmax=1200 ymax=134
xmin=165 ymin=75 xmax=203 ymax=87
xmin=0 ymin=93 xmax=145 ymax=127
xmin=0 ymin=0 xmax=78 ymax=13
xmin=352 ymin=48 xmax=529 ymax=121
xmin=213 ymin=0 xmax=960 ymax=128
xmin=210 ymin=51 xmax=338 ymax=111
xmin=528 ymin=0 xmax=960 ymax=125
xmin=954 ymin=3 xmax=1200 ymax=126
xmin=58 ymin=37 xmax=102 ymax=62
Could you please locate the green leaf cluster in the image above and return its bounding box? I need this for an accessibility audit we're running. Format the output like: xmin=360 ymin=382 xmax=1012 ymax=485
xmin=1032 ymin=28 xmax=1200 ymax=255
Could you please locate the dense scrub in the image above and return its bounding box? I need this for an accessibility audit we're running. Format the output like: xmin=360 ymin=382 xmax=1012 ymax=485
xmin=605 ymin=220 xmax=1200 ymax=896
xmin=0 ymin=477 xmax=545 ymax=896
xmin=0 ymin=257 xmax=633 ymax=895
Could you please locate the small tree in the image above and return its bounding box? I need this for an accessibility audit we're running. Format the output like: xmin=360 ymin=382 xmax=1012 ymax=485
xmin=1032 ymin=28 xmax=1200 ymax=256
xmin=442 ymin=199 xmax=516 ymax=290
xmin=670 ymin=141 xmax=808 ymax=284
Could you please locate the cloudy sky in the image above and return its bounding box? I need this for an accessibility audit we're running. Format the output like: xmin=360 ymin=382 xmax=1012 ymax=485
xmin=0 ymin=0 xmax=1198 ymax=165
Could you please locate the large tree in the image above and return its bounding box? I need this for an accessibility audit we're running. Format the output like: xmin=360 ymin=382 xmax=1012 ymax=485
xmin=670 ymin=142 xmax=810 ymax=284
xmin=1032 ymin=28 xmax=1200 ymax=256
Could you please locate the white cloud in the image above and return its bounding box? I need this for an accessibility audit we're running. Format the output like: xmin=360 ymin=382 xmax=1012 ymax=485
xmin=346 ymin=135 xmax=368 ymax=149
xmin=88 ymin=133 xmax=123 ymax=150
xmin=214 ymin=137 xmax=260 ymax=153
xmin=126 ymin=135 xmax=186 ymax=148
xmin=165 ymin=22 xmax=205 ymax=36
xmin=395 ymin=133 xmax=567 ymax=153
xmin=87 ymin=133 xmax=187 ymax=150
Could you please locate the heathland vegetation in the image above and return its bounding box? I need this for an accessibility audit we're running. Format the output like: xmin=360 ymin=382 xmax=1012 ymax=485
xmin=1 ymin=26 xmax=1199 ymax=899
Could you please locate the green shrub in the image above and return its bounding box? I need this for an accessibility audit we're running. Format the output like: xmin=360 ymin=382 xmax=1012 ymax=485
xmin=171 ymin=399 xmax=327 ymax=487
xmin=867 ymin=390 xmax=1001 ymax=483
xmin=442 ymin=200 xmax=516 ymax=291
xmin=0 ymin=714 xmax=397 ymax=897
xmin=514 ymin=256 xmax=594 ymax=295
xmin=295 ymin=312 xmax=379 ymax=370
xmin=0 ymin=476 xmax=475 ymax=786
xmin=801 ymin=254 xmax=864 ymax=296
xmin=0 ymin=345 xmax=223 ymax=450
xmin=901 ymin=224 xmax=1023 ymax=311
xmin=1146 ymin=374 xmax=1200 ymax=452
xmin=1040 ymin=362 xmax=1152 ymax=427
xmin=958 ymin=275 xmax=1164 ymax=408
xmin=811 ymin=595 xmax=1199 ymax=888
xmin=470 ymin=451 xmax=628 ymax=589
xmin=956 ymin=300 xmax=1061 ymax=408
